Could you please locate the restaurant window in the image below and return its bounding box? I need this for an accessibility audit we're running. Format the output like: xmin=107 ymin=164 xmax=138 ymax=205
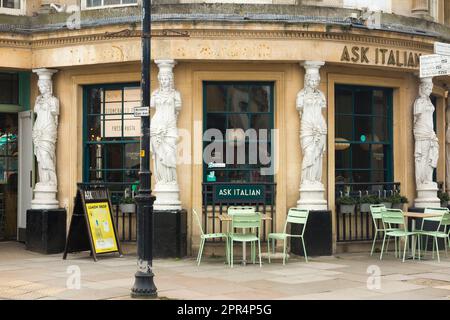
xmin=335 ymin=85 xmax=393 ymax=185
xmin=82 ymin=0 xmax=138 ymax=9
xmin=83 ymin=84 xmax=141 ymax=198
xmin=203 ymin=82 xmax=274 ymax=183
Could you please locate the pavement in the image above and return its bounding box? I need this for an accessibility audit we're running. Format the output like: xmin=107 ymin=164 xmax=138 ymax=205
xmin=1 ymin=241 xmax=450 ymax=300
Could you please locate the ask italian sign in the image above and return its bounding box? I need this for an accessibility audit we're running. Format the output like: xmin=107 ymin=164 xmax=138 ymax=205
xmin=214 ymin=184 xmax=265 ymax=203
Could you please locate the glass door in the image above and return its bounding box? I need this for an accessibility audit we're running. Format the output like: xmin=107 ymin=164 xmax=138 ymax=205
xmin=0 ymin=113 xmax=18 ymax=240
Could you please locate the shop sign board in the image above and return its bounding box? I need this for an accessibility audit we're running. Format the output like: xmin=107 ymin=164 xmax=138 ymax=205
xmin=63 ymin=184 xmax=122 ymax=261
xmin=434 ymin=42 xmax=450 ymax=56
xmin=419 ymin=54 xmax=450 ymax=78
xmin=214 ymin=184 xmax=265 ymax=203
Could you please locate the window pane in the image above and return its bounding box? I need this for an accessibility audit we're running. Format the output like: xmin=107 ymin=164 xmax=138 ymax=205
xmin=354 ymin=116 xmax=372 ymax=142
xmin=86 ymin=0 xmax=102 ymax=7
xmin=228 ymin=85 xmax=249 ymax=112
xmin=335 ymin=88 xmax=352 ymax=114
xmin=249 ymin=85 xmax=270 ymax=112
xmin=335 ymin=115 xmax=352 ymax=140
xmin=250 ymin=114 xmax=271 ymax=140
xmin=373 ymin=90 xmax=388 ymax=117
xmin=206 ymin=85 xmax=227 ymax=112
xmin=0 ymin=73 xmax=19 ymax=105
xmin=352 ymin=144 xmax=370 ymax=169
xmin=87 ymin=88 xmax=102 ymax=114
xmin=371 ymin=144 xmax=386 ymax=171
xmin=373 ymin=117 xmax=388 ymax=142
xmin=335 ymin=147 xmax=351 ymax=170
xmin=352 ymin=170 xmax=370 ymax=183
xmin=228 ymin=114 xmax=249 ymax=131
xmin=104 ymin=0 xmax=121 ymax=5
xmin=354 ymin=89 xmax=372 ymax=115
xmin=206 ymin=113 xmax=226 ymax=136
xmin=2 ymin=0 xmax=20 ymax=9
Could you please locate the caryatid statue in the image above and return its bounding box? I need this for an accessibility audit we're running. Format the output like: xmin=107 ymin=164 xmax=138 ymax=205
xmin=31 ymin=68 xmax=60 ymax=210
xmin=296 ymin=61 xmax=328 ymax=210
xmin=414 ymin=76 xmax=440 ymax=208
xmin=150 ymin=60 xmax=182 ymax=210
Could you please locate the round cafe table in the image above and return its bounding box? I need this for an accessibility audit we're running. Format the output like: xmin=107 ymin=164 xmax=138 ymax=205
xmin=403 ymin=212 xmax=442 ymax=259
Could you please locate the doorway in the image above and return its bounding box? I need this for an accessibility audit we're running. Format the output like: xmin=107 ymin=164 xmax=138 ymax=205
xmin=0 ymin=113 xmax=18 ymax=240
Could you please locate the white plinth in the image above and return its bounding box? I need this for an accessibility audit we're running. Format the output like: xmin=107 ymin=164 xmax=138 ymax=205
xmin=154 ymin=183 xmax=182 ymax=211
xmin=414 ymin=182 xmax=441 ymax=208
xmin=31 ymin=184 xmax=59 ymax=210
xmin=297 ymin=183 xmax=328 ymax=211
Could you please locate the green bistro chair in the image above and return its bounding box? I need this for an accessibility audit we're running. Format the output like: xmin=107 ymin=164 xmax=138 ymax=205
xmin=229 ymin=212 xmax=262 ymax=268
xmin=418 ymin=207 xmax=450 ymax=262
xmin=192 ymin=209 xmax=229 ymax=266
xmin=227 ymin=206 xmax=256 ymax=215
xmin=267 ymin=208 xmax=309 ymax=265
xmin=380 ymin=209 xmax=418 ymax=262
xmin=369 ymin=204 xmax=398 ymax=256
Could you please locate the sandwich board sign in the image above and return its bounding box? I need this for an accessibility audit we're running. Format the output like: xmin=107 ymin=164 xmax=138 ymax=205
xmin=63 ymin=184 xmax=122 ymax=261
xmin=419 ymin=54 xmax=450 ymax=78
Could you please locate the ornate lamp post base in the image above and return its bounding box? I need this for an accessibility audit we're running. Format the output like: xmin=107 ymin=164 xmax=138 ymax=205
xmin=131 ymin=271 xmax=157 ymax=299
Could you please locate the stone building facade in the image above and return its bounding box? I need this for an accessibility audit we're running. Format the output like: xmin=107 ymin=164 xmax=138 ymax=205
xmin=0 ymin=0 xmax=449 ymax=255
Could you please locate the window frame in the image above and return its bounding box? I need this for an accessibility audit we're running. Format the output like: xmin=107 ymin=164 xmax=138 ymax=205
xmin=202 ymin=81 xmax=275 ymax=184
xmin=81 ymin=0 xmax=140 ymax=11
xmin=82 ymin=82 xmax=141 ymax=184
xmin=334 ymin=84 xmax=394 ymax=184
xmin=0 ymin=0 xmax=26 ymax=16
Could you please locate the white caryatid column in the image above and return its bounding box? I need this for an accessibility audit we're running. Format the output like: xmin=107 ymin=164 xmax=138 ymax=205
xmin=414 ymin=76 xmax=440 ymax=208
xmin=31 ymin=68 xmax=60 ymax=209
xmin=296 ymin=61 xmax=328 ymax=211
xmin=150 ymin=59 xmax=182 ymax=211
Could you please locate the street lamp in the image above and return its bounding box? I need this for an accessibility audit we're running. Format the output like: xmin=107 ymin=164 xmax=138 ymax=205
xmin=131 ymin=0 xmax=157 ymax=299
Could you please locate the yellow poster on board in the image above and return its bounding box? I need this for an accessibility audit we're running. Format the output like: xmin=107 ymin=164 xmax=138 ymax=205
xmin=86 ymin=202 xmax=118 ymax=254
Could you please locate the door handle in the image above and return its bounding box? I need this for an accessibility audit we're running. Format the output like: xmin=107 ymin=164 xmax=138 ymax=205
xmin=30 ymin=170 xmax=32 ymax=188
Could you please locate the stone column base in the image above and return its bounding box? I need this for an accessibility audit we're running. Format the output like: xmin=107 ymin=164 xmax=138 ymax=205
xmin=31 ymin=184 xmax=59 ymax=210
xmin=26 ymin=208 xmax=66 ymax=254
xmin=414 ymin=183 xmax=441 ymax=208
xmin=154 ymin=183 xmax=181 ymax=211
xmin=297 ymin=183 xmax=328 ymax=211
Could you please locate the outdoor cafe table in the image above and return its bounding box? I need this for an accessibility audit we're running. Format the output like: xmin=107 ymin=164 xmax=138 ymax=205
xmin=217 ymin=213 xmax=272 ymax=266
xmin=403 ymin=212 xmax=442 ymax=259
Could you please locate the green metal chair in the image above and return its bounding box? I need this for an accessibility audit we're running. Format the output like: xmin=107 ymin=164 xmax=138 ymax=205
xmin=267 ymin=208 xmax=309 ymax=264
xmin=380 ymin=208 xmax=418 ymax=262
xmin=418 ymin=207 xmax=450 ymax=262
xmin=229 ymin=212 xmax=262 ymax=268
xmin=227 ymin=206 xmax=256 ymax=215
xmin=192 ymin=209 xmax=229 ymax=266
xmin=369 ymin=204 xmax=398 ymax=256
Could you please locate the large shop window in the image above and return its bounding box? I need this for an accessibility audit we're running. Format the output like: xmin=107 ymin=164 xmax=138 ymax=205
xmin=335 ymin=85 xmax=393 ymax=185
xmin=83 ymin=84 xmax=141 ymax=197
xmin=203 ymin=82 xmax=274 ymax=183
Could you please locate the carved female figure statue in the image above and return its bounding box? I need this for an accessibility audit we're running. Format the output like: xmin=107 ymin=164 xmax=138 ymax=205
xmin=296 ymin=64 xmax=327 ymax=186
xmin=414 ymin=77 xmax=438 ymax=187
xmin=150 ymin=63 xmax=181 ymax=185
xmin=32 ymin=77 xmax=59 ymax=187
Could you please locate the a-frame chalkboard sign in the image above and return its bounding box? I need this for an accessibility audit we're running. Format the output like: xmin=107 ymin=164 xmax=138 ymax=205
xmin=63 ymin=184 xmax=123 ymax=261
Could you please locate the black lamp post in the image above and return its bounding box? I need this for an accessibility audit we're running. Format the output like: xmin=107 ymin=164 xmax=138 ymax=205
xmin=131 ymin=0 xmax=157 ymax=299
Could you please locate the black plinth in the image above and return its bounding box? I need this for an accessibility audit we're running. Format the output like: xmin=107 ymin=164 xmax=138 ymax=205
xmin=153 ymin=209 xmax=187 ymax=258
xmin=291 ymin=210 xmax=332 ymax=257
xmin=26 ymin=209 xmax=67 ymax=254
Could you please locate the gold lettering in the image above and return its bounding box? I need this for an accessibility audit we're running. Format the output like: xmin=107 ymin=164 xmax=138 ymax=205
xmin=375 ymin=48 xmax=379 ymax=64
xmin=361 ymin=47 xmax=369 ymax=63
xmin=387 ymin=50 xmax=396 ymax=65
xmin=396 ymin=50 xmax=403 ymax=67
xmin=341 ymin=46 xmax=350 ymax=62
xmin=407 ymin=52 xmax=415 ymax=67
xmin=351 ymin=46 xmax=360 ymax=62
xmin=379 ymin=49 xmax=388 ymax=64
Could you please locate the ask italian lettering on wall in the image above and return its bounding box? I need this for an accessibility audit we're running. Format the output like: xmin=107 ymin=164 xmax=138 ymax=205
xmin=340 ymin=46 xmax=421 ymax=68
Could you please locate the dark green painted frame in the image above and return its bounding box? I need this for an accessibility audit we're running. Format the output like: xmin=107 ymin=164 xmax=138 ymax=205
xmin=335 ymin=84 xmax=394 ymax=183
xmin=82 ymin=82 xmax=140 ymax=183
xmin=202 ymin=81 xmax=275 ymax=183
